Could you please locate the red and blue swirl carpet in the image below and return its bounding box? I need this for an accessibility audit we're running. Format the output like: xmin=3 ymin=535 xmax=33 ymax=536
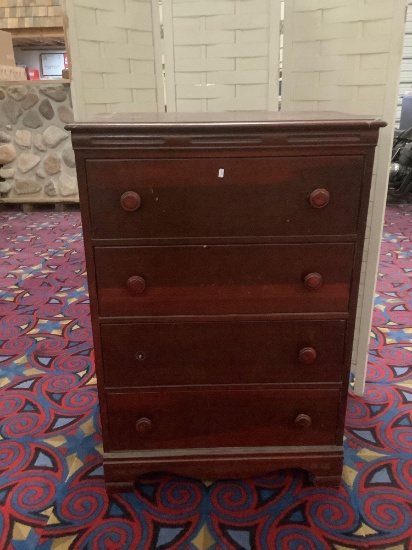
xmin=0 ymin=205 xmax=411 ymax=550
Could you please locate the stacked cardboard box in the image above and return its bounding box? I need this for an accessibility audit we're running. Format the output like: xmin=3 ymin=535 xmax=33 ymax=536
xmin=0 ymin=30 xmax=27 ymax=81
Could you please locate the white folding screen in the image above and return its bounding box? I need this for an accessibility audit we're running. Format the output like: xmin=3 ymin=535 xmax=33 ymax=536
xmin=162 ymin=0 xmax=281 ymax=112
xmin=62 ymin=0 xmax=164 ymax=119
xmin=63 ymin=0 xmax=281 ymax=117
xmin=397 ymin=0 xmax=412 ymax=126
xmin=282 ymin=0 xmax=406 ymax=395
xmin=63 ymin=0 xmax=406 ymax=397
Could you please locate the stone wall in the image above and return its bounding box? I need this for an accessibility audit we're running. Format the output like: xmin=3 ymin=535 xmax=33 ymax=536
xmin=0 ymin=82 xmax=78 ymax=203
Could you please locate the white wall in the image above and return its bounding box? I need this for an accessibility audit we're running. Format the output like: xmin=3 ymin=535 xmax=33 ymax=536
xmin=282 ymin=0 xmax=407 ymax=395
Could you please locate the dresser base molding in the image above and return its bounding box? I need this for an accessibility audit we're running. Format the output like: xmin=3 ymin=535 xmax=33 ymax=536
xmin=103 ymin=446 xmax=344 ymax=492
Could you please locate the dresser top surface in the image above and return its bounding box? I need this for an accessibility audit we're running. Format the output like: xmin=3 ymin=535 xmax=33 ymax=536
xmin=67 ymin=111 xmax=386 ymax=132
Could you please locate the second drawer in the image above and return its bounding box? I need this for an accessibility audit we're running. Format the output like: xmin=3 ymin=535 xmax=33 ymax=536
xmin=94 ymin=243 xmax=355 ymax=317
xmin=100 ymin=320 xmax=347 ymax=387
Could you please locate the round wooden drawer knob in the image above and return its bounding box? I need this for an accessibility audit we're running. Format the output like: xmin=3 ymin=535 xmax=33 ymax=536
xmin=309 ymin=188 xmax=330 ymax=209
xmin=121 ymin=191 xmax=141 ymax=212
xmin=299 ymin=347 xmax=317 ymax=365
xmin=127 ymin=275 xmax=146 ymax=294
xmin=135 ymin=417 xmax=152 ymax=434
xmin=294 ymin=414 xmax=312 ymax=428
xmin=304 ymin=272 xmax=323 ymax=290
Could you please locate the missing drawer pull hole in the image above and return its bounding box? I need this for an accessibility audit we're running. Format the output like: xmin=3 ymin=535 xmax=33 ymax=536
xmin=135 ymin=351 xmax=146 ymax=361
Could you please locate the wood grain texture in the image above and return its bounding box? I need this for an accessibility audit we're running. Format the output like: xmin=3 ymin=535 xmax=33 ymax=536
xmin=103 ymin=446 xmax=344 ymax=489
xmin=86 ymin=156 xmax=364 ymax=240
xmin=105 ymin=388 xmax=341 ymax=450
xmin=100 ymin=320 xmax=346 ymax=387
xmin=94 ymin=243 xmax=354 ymax=316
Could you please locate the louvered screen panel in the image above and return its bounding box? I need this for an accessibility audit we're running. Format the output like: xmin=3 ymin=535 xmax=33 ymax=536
xmin=282 ymin=0 xmax=406 ymax=396
xmin=162 ymin=0 xmax=281 ymax=112
xmin=397 ymin=1 xmax=412 ymax=126
xmin=62 ymin=0 xmax=164 ymax=119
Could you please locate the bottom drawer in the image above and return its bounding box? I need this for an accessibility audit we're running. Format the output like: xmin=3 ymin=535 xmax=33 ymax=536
xmin=106 ymin=388 xmax=340 ymax=451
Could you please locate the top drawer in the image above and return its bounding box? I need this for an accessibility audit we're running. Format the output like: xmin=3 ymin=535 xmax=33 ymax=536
xmin=85 ymin=156 xmax=364 ymax=240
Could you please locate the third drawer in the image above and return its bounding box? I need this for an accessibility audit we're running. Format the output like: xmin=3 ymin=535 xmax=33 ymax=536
xmin=100 ymin=320 xmax=347 ymax=387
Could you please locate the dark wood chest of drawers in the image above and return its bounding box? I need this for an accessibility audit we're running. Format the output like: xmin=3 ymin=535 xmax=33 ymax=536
xmin=69 ymin=112 xmax=384 ymax=491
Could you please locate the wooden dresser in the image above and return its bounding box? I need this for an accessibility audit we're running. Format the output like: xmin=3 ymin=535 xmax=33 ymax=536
xmin=68 ymin=112 xmax=385 ymax=491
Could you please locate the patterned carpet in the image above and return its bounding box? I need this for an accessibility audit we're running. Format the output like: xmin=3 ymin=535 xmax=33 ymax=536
xmin=0 ymin=205 xmax=411 ymax=549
